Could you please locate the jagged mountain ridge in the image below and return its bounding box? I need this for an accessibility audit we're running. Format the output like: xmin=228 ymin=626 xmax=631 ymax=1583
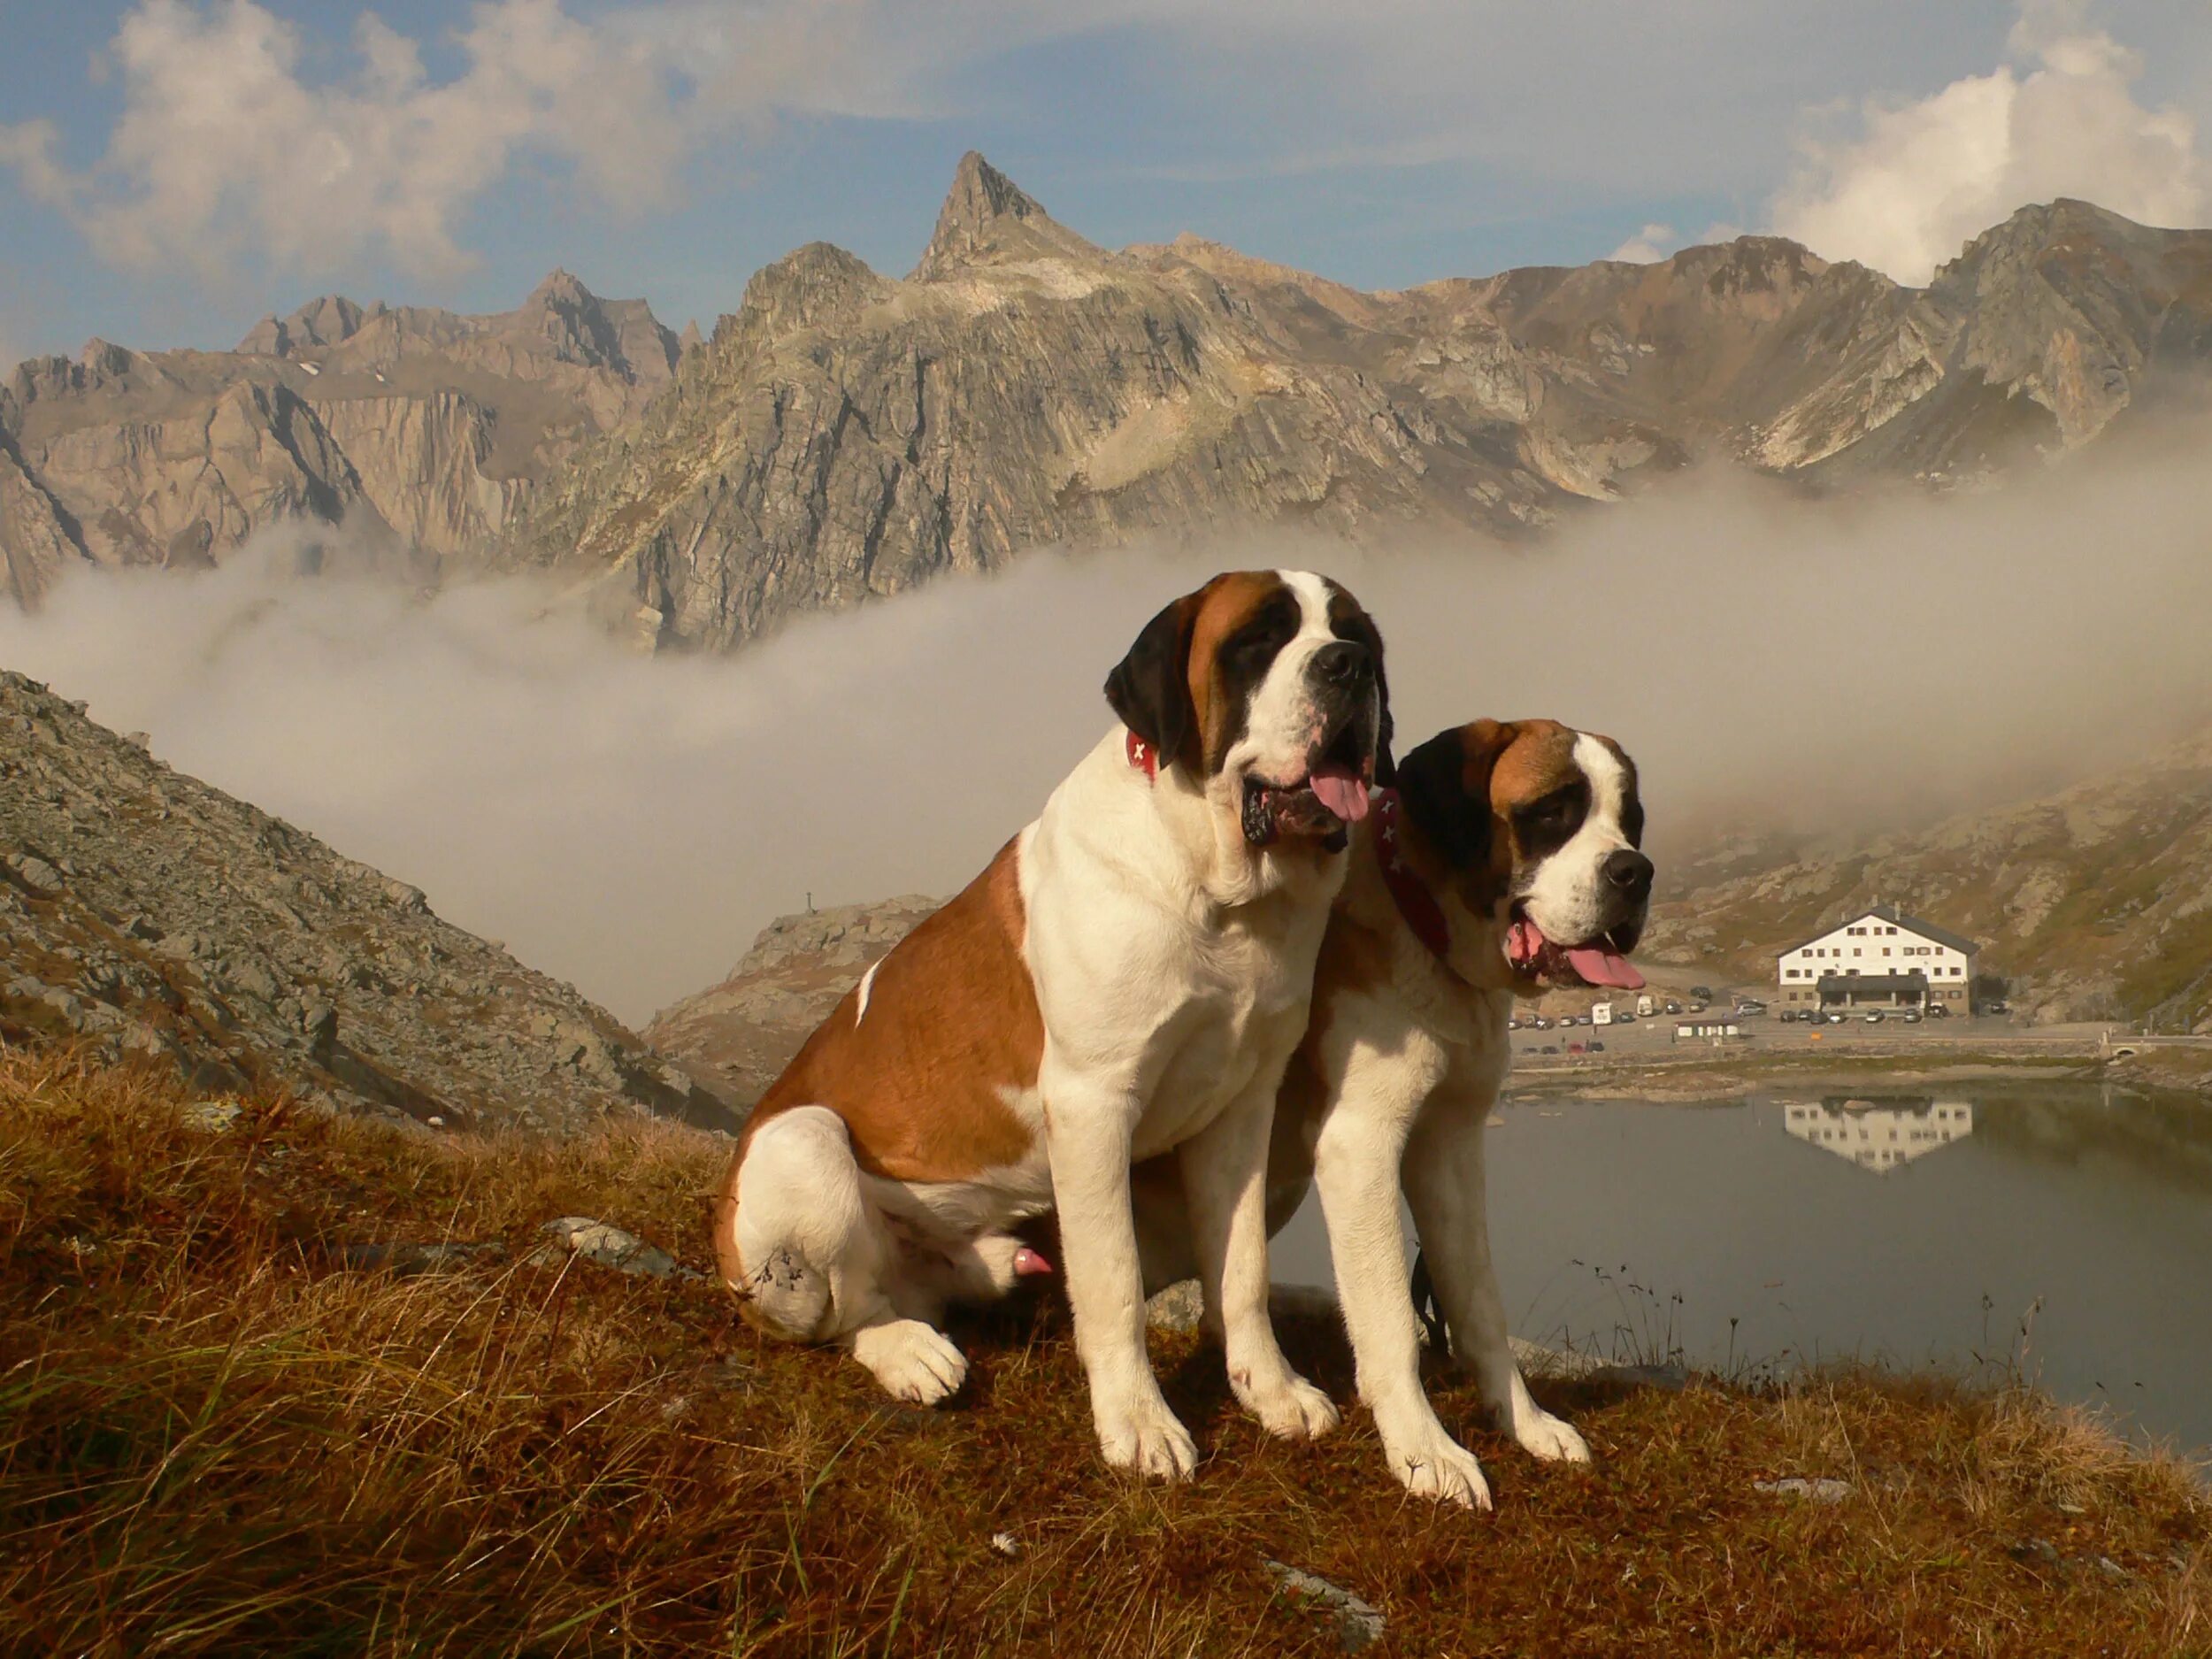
xmin=7 ymin=156 xmax=2211 ymax=647
xmin=0 ymin=671 xmax=734 ymax=1133
xmin=503 ymin=155 xmax=2212 ymax=649
xmin=0 ymin=272 xmax=683 ymax=606
xmin=1641 ymin=726 xmax=2212 ymax=1033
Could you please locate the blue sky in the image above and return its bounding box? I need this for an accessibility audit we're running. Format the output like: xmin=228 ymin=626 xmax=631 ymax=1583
xmin=3 ymin=0 xmax=2208 ymax=363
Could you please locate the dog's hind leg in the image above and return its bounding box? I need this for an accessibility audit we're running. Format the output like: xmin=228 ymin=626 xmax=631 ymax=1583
xmin=718 ymin=1106 xmax=970 ymax=1405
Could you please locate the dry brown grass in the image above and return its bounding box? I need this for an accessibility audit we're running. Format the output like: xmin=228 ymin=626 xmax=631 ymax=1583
xmin=1 ymin=1041 xmax=2205 ymax=1656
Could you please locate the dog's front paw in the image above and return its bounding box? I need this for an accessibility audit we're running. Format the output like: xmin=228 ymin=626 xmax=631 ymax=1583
xmin=849 ymin=1319 xmax=968 ymax=1405
xmin=1379 ymin=1413 xmax=1493 ymax=1509
xmin=1511 ymin=1407 xmax=1591 ymax=1464
xmin=1236 ymin=1370 xmax=1340 ymax=1442
xmin=1094 ymin=1390 xmax=1199 ymax=1480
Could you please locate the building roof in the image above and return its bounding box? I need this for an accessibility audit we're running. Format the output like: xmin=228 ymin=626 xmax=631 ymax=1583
xmin=1778 ymin=902 xmax=1981 ymax=959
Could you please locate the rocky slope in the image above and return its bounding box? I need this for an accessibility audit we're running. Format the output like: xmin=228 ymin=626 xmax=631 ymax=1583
xmin=1642 ymin=726 xmax=2212 ymax=1032
xmin=644 ymin=895 xmax=938 ymax=1104
xmin=505 ymin=157 xmax=2212 ymax=648
xmin=0 ymin=671 xmax=733 ymax=1133
xmin=0 ymin=273 xmax=680 ymax=606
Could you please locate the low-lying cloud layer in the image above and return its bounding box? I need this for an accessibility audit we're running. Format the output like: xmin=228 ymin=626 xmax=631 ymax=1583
xmin=5 ymin=431 xmax=2210 ymax=1026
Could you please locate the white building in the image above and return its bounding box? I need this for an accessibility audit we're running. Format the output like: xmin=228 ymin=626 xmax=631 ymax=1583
xmin=1784 ymin=1098 xmax=1976 ymax=1171
xmin=1776 ymin=904 xmax=1979 ymax=1013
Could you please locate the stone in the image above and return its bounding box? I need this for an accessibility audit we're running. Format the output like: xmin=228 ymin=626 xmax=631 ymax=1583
xmin=536 ymin=1216 xmax=685 ymax=1279
xmin=1262 ymin=1559 xmax=1386 ymax=1653
xmin=1755 ymin=1476 xmax=1852 ymax=1502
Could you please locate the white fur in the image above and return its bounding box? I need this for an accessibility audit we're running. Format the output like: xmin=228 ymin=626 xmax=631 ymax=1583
xmin=853 ymin=956 xmax=881 ymax=1026
xmin=1516 ymin=733 xmax=1634 ymax=950
xmin=724 ymin=572 xmax=1371 ymax=1475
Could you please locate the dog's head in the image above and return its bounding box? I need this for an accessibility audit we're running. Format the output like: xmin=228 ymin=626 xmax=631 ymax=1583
xmin=1106 ymin=570 xmax=1390 ymax=854
xmin=1394 ymin=719 xmax=1650 ymax=992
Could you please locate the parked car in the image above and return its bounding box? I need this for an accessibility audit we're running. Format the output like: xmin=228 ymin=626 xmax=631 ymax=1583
xmin=1507 ymin=1018 xmax=1523 ymax=1031
xmin=1663 ymin=1001 xmax=1683 ymax=1016
xmin=1532 ymin=1016 xmax=1552 ymax=1030
xmin=1690 ymin=986 xmax=1714 ymax=1002
xmin=1864 ymin=1010 xmax=1885 ymax=1023
xmin=1616 ymin=1012 xmax=1635 ymax=1025
xmin=1925 ymin=1003 xmax=1949 ymax=1019
xmin=1567 ymin=1041 xmax=1586 ymax=1055
xmin=1827 ymin=1011 xmax=1847 ymax=1025
xmin=1778 ymin=1009 xmax=1798 ymax=1023
xmin=1735 ymin=999 xmax=1767 ymax=1016
xmin=1902 ymin=1010 xmax=1923 ymax=1024
xmin=1540 ymin=1044 xmax=1559 ymax=1056
xmin=1588 ymin=1040 xmax=1606 ymax=1053
xmin=1985 ymin=1001 xmax=2011 ymax=1016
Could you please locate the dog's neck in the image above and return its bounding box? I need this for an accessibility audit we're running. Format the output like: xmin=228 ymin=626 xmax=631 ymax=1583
xmin=1339 ymin=799 xmax=1517 ymax=1000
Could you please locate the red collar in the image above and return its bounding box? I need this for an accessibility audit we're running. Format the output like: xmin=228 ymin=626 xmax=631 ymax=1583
xmin=1372 ymin=789 xmax=1455 ymax=967
xmin=1125 ymin=728 xmax=1158 ymax=780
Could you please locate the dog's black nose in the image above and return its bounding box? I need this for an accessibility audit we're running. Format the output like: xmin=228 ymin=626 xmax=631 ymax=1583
xmin=1312 ymin=641 xmax=1372 ymax=687
xmin=1605 ymin=849 xmax=1655 ymax=897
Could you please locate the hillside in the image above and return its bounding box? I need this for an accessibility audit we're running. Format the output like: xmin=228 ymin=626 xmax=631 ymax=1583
xmin=0 ymin=671 xmax=731 ymax=1133
xmin=645 ymin=895 xmax=938 ymax=1102
xmin=1642 ymin=726 xmax=2212 ymax=1032
xmin=0 ymin=273 xmax=680 ymax=606
xmin=505 ymin=156 xmax=2212 ymax=648
xmin=3 ymin=1046 xmax=2202 ymax=1655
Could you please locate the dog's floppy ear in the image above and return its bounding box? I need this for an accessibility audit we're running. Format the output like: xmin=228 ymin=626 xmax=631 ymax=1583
xmin=1104 ymin=594 xmax=1198 ymax=768
xmin=1372 ymin=641 xmax=1396 ymax=788
xmin=1395 ymin=720 xmax=1514 ymax=869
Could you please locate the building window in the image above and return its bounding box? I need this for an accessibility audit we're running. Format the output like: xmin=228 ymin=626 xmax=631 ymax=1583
xmin=1883 ymin=947 xmax=1892 ymax=956
xmin=1853 ymin=949 xmax=1862 ymax=956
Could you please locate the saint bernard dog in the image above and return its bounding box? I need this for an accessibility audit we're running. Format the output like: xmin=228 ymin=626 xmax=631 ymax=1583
xmin=1135 ymin=718 xmax=1652 ymax=1507
xmin=714 ymin=570 xmax=1390 ymax=1479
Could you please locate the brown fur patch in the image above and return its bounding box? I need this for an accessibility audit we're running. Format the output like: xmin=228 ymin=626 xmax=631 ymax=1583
xmin=730 ymin=837 xmax=1042 ymax=1187
xmin=1182 ymin=570 xmax=1291 ymax=772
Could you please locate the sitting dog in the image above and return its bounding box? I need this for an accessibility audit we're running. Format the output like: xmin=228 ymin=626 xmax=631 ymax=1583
xmin=1136 ymin=718 xmax=1651 ymax=1506
xmin=714 ymin=570 xmax=1390 ymax=1479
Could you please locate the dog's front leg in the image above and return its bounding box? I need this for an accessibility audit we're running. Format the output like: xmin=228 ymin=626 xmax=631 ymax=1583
xmin=1043 ymin=1062 xmax=1198 ymax=1479
xmin=1313 ymin=1048 xmax=1491 ymax=1507
xmin=1178 ymin=1076 xmax=1339 ymax=1444
xmin=1402 ymin=1087 xmax=1591 ymax=1466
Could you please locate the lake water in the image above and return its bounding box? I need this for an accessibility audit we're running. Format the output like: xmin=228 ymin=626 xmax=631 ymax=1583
xmin=1269 ymin=1084 xmax=2212 ymax=1455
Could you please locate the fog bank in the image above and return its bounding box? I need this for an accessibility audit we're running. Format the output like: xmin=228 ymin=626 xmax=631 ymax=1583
xmin=5 ymin=434 xmax=2209 ymax=1025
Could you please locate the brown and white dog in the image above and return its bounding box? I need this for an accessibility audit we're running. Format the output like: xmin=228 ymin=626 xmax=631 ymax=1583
xmin=714 ymin=570 xmax=1390 ymax=1479
xmin=1136 ymin=718 xmax=1651 ymax=1506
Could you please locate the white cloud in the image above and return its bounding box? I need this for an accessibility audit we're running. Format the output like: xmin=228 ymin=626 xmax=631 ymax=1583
xmin=1608 ymin=223 xmax=1678 ymax=263
xmin=1770 ymin=0 xmax=2210 ymax=284
xmin=0 ymin=0 xmax=862 ymax=280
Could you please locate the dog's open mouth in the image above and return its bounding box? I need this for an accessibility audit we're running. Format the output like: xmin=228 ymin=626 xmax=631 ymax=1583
xmin=1241 ymin=722 xmax=1373 ymax=849
xmin=1505 ymin=910 xmax=1645 ymax=989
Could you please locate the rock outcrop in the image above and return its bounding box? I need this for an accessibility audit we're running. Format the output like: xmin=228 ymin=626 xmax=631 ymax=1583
xmin=645 ymin=895 xmax=940 ymax=1105
xmin=504 ymin=162 xmax=2212 ymax=649
xmin=0 ymin=672 xmax=733 ymax=1133
xmin=1644 ymin=725 xmax=2212 ymax=1031
xmin=0 ymin=273 xmax=678 ymax=603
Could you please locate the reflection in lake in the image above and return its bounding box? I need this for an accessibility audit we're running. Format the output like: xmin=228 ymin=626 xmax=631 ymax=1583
xmin=1783 ymin=1097 xmax=1974 ymax=1171
xmin=1268 ymin=1083 xmax=2212 ymax=1455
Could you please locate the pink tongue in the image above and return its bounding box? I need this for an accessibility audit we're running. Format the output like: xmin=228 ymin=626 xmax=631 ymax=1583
xmin=1564 ymin=946 xmax=1646 ymax=989
xmin=1012 ymin=1246 xmax=1054 ymax=1278
xmin=1309 ymin=769 xmax=1371 ymax=823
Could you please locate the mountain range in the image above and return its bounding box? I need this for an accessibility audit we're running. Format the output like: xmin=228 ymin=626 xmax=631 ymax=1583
xmin=6 ymin=154 xmax=2212 ymax=645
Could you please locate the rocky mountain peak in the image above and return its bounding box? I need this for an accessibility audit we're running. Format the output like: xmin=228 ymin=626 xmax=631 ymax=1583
xmin=910 ymin=150 xmax=1105 ymax=280
xmin=733 ymin=242 xmax=893 ymax=337
xmin=239 ymin=295 xmax=373 ymax=356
